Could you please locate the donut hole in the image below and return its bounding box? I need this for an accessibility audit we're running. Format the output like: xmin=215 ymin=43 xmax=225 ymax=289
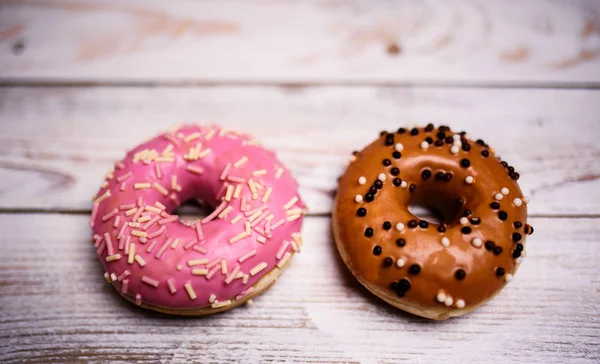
xmin=407 ymin=204 xmax=443 ymax=225
xmin=408 ymin=186 xmax=464 ymax=225
xmin=171 ymin=199 xmax=213 ymax=222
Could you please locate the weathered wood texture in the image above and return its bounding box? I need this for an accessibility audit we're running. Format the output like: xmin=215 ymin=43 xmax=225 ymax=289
xmin=0 ymin=214 xmax=598 ymax=363
xmin=1 ymin=0 xmax=600 ymax=85
xmin=1 ymin=86 xmax=599 ymax=215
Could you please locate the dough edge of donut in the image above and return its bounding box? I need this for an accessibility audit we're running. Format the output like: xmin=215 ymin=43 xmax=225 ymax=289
xmin=114 ymin=253 xmax=296 ymax=316
xmin=332 ymin=194 xmax=513 ymax=321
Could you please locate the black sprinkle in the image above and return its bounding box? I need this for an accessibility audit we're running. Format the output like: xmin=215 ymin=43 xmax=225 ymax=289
xmin=498 ymin=211 xmax=508 ymax=221
xmin=357 ymin=208 xmax=367 ymax=217
xmin=454 ymin=269 xmax=466 ymax=280
xmin=462 ymin=143 xmax=471 ymax=151
xmin=382 ymin=159 xmax=392 ymax=166
xmin=421 ymin=169 xmax=432 ymax=179
xmin=380 ymin=131 xmax=387 ymax=137
xmin=425 ymin=137 xmax=434 ymax=144
xmin=508 ymin=166 xmax=515 ymax=173
xmin=408 ymin=264 xmax=421 ymax=275
xmin=512 ymin=233 xmax=522 ymax=242
xmin=352 ymin=150 xmax=359 ymax=156
xmin=396 ymin=290 xmax=406 ymax=297
xmin=490 ymin=202 xmax=500 ymax=210
xmin=462 ymin=209 xmax=472 ymax=217
xmin=455 ymin=198 xmax=465 ymax=206
xmin=461 ymin=226 xmax=472 ymax=234
xmin=509 ymin=172 xmax=520 ymax=180
xmin=526 ymin=225 xmax=534 ymax=235
xmin=392 ymin=151 xmax=401 ymax=159
xmin=436 ymin=131 xmax=446 ymax=140
xmin=372 ymin=245 xmax=382 ymax=255
xmin=383 ymin=221 xmax=392 ymax=230
xmin=409 ymin=184 xmax=417 ymax=193
xmin=365 ymin=193 xmax=374 ymax=202
xmin=396 ymin=238 xmax=406 ymax=247
xmin=398 ymin=278 xmax=411 ymax=291
xmin=444 ymin=173 xmax=453 ymax=181
xmin=445 ymin=136 xmax=454 ymax=144
xmin=374 ymin=180 xmax=383 ymax=189
xmin=476 ymin=139 xmax=485 ymax=146
xmin=385 ymin=133 xmax=394 ymax=146
xmin=434 ymin=139 xmax=444 ymax=147
xmin=390 ymin=281 xmax=398 ymax=290
xmin=397 ymin=128 xmax=406 ymax=134
xmin=485 ymin=240 xmax=495 ymax=251
xmin=439 ymin=125 xmax=450 ymax=132
xmin=369 ymin=186 xmax=377 ymax=194
xmin=481 ymin=150 xmax=489 ymax=158
xmin=365 ymin=228 xmax=374 ymax=237
xmin=460 ymin=159 xmax=471 ymax=168
xmin=493 ymin=246 xmax=503 ymax=256
xmin=435 ymin=171 xmax=445 ymax=180
xmin=419 ymin=220 xmax=429 ymax=229
xmin=437 ymin=225 xmax=446 ymax=233
xmin=407 ymin=220 xmax=418 ymax=228
xmin=470 ymin=217 xmax=481 ymax=225
xmin=410 ymin=128 xmax=419 ymax=136
xmin=393 ymin=178 xmax=402 ymax=187
xmin=512 ymin=250 xmax=521 ymax=259
xmin=501 ymin=161 xmax=509 ymax=168
xmin=425 ymin=124 xmax=434 ymax=132
xmin=383 ymin=257 xmax=394 ymax=267
xmin=495 ymin=267 xmax=505 ymax=277
xmin=391 ymin=167 xmax=400 ymax=176
xmin=516 ymin=243 xmax=524 ymax=251
xmin=513 ymin=221 xmax=523 ymax=229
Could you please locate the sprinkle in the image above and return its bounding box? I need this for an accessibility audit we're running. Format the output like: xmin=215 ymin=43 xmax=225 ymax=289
xmin=233 ymin=156 xmax=248 ymax=168
xmin=501 ymin=187 xmax=510 ymax=195
xmin=395 ymin=222 xmax=405 ymax=232
xmin=131 ymin=230 xmax=147 ymax=238
xmin=460 ymin=217 xmax=469 ymax=225
xmin=276 ymin=240 xmax=290 ymax=260
xmin=101 ymin=209 xmax=118 ymax=223
xmin=145 ymin=240 xmax=158 ymax=253
xmin=245 ymin=205 xmax=267 ymax=217
xmin=128 ymin=222 xmax=141 ymax=228
xmin=167 ymin=279 xmax=177 ymax=294
xmin=195 ymin=222 xmax=204 ymax=241
xmin=142 ymin=276 xmax=160 ymax=288
xmin=224 ymin=265 xmax=241 ymax=284
xmin=271 ymin=248 xmax=293 ymax=268
xmin=253 ymin=169 xmax=267 ymax=177
xmin=120 ymin=204 xmax=135 ymax=210
xmin=134 ymin=183 xmax=151 ymax=190
xmin=378 ymin=173 xmax=387 ymax=181
xmin=134 ymin=254 xmax=146 ymax=267
xmin=202 ymin=201 xmax=227 ymax=223
xmin=123 ymin=236 xmax=131 ymax=253
xmin=437 ymin=292 xmax=447 ymax=303
xmin=116 ymin=172 xmax=133 ymax=182
xmin=270 ymin=219 xmax=285 ymax=231
xmin=154 ymin=164 xmax=162 ymax=179
xmin=355 ymin=194 xmax=363 ymax=203
xmin=147 ymin=225 xmax=167 ymax=239
xmin=170 ymin=239 xmax=180 ymax=249
xmin=137 ymin=197 xmax=143 ymax=207
xmin=103 ymin=272 xmax=111 ymax=282
xmin=220 ymin=163 xmax=232 ymax=180
xmin=142 ymin=216 xmax=160 ymax=230
xmin=104 ymin=233 xmax=114 ymax=256
xmin=257 ymin=236 xmax=267 ymax=244
xmin=128 ymin=243 xmax=136 ymax=264
xmin=121 ymin=279 xmax=129 ymax=293
xmin=117 ymin=223 xmax=128 ymax=240
xmin=205 ymin=129 xmax=216 ymax=140
xmin=218 ymin=206 xmax=233 ymax=219
xmin=247 ymin=179 xmax=258 ymax=195
xmin=250 ymin=211 xmax=270 ymax=227
xmin=205 ymin=265 xmax=220 ymax=280
xmin=283 ymin=196 xmax=299 ymax=210
xmin=151 ymin=182 xmax=168 ymax=196
xmin=444 ymin=297 xmax=454 ymax=306
xmin=138 ymin=215 xmax=151 ymax=223
xmin=494 ymin=193 xmax=504 ymax=201
xmin=242 ymin=275 xmax=249 ymax=284
xmin=456 ymin=299 xmax=465 ymax=308
xmin=465 ymin=176 xmax=474 ymax=184
xmin=184 ymin=132 xmax=201 ymax=143
xmin=420 ymin=141 xmax=429 ymax=150
xmin=231 ymin=214 xmax=243 ymax=225
xmin=400 ymin=181 xmax=408 ymax=188
xmin=275 ymin=168 xmax=285 ymax=179
xmin=155 ymin=156 xmax=175 ymax=163
xmin=261 ymin=187 xmax=273 ymax=203
xmin=135 ymin=294 xmax=142 ymax=305
xmin=211 ymin=300 xmax=232 ymax=309
xmin=188 ymin=258 xmax=209 ymax=267
xmin=250 ymin=262 xmax=268 ymax=276
xmin=197 ymin=148 xmax=211 ymax=159
xmin=191 ymin=268 xmax=208 ymax=276
xmin=106 ymin=254 xmax=121 ymax=262
xmin=238 ymin=250 xmax=257 ymax=263
xmin=358 ymin=176 xmax=367 ymax=185
xmin=186 ymin=165 xmax=204 ymax=175
xmin=93 ymin=190 xmax=111 ymax=204
xmin=523 ymin=196 xmax=531 ymax=204
xmin=224 ymin=185 xmax=234 ymax=202
xmin=192 ymin=245 xmax=207 ymax=254
xmin=451 ymin=145 xmax=460 ymax=154
xmin=233 ymin=185 xmax=242 ymax=199
xmin=184 ymin=283 xmax=197 ymax=300
xmin=441 ymin=237 xmax=450 ymax=247
xmin=472 ymin=237 xmax=483 ymax=247
xmin=396 ymin=258 xmax=406 ymax=268
xmin=505 ymin=274 xmax=513 ymax=282
xmin=287 ymin=214 xmax=301 ymax=222
xmin=145 ymin=205 xmax=162 ymax=214
xmin=155 ymin=239 xmax=171 ymax=259
xmin=221 ymin=259 xmax=228 ymax=275
xmin=292 ymin=233 xmax=303 ymax=248
xmin=158 ymin=216 xmax=178 ymax=226
xmin=117 ymin=270 xmax=130 ymax=281
xmin=240 ymin=196 xmax=247 ymax=211
xmin=209 ymin=294 xmax=216 ymax=303
xmin=513 ymin=198 xmax=523 ymax=207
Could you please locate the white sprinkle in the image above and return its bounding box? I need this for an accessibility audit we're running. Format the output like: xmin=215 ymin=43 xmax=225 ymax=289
xmin=465 ymin=176 xmax=474 ymax=184
xmin=515 ymin=257 xmax=523 ymax=264
xmin=444 ymin=297 xmax=454 ymax=306
xmin=395 ymin=222 xmax=405 ymax=232
xmin=355 ymin=194 xmax=363 ymax=203
xmin=400 ymin=181 xmax=407 ymax=188
xmin=451 ymin=145 xmax=460 ymax=154
xmin=441 ymin=237 xmax=450 ymax=247
xmin=395 ymin=143 xmax=404 ymax=152
xmin=505 ymin=274 xmax=513 ymax=282
xmin=358 ymin=176 xmax=367 ymax=185
xmin=513 ymin=198 xmax=523 ymax=207
xmin=471 ymin=237 xmax=483 ymax=248
xmin=494 ymin=193 xmax=504 ymax=201
xmin=460 ymin=217 xmax=469 ymax=225
xmin=378 ymin=173 xmax=387 ymax=181
xmin=437 ymin=292 xmax=447 ymax=303
xmin=396 ymin=258 xmax=405 ymax=268
xmin=250 ymin=262 xmax=268 ymax=276
xmin=453 ymin=134 xmax=461 ymax=141
xmin=523 ymin=196 xmax=531 ymax=204
xmin=501 ymin=187 xmax=510 ymax=195
xmin=420 ymin=141 xmax=429 ymax=150
xmin=456 ymin=299 xmax=465 ymax=309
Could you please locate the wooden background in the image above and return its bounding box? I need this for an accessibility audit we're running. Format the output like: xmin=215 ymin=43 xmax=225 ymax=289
xmin=1 ymin=1 xmax=599 ymax=363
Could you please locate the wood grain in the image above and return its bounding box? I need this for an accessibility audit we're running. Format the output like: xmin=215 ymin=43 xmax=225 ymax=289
xmin=1 ymin=0 xmax=599 ymax=85
xmin=0 ymin=86 xmax=599 ymax=215
xmin=0 ymin=214 xmax=598 ymax=363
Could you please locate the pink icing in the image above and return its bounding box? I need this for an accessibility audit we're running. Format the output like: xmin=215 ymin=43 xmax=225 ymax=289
xmin=90 ymin=125 xmax=305 ymax=310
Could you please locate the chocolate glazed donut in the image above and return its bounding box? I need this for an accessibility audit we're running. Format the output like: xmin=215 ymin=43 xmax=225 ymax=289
xmin=333 ymin=125 xmax=534 ymax=320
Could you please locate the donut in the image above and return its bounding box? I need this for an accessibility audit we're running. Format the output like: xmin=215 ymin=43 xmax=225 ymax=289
xmin=90 ymin=125 xmax=305 ymax=315
xmin=333 ymin=124 xmax=534 ymax=320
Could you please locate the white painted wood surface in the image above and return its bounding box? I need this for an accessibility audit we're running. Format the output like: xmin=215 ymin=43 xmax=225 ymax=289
xmin=0 ymin=86 xmax=599 ymax=215
xmin=1 ymin=0 xmax=600 ymax=85
xmin=0 ymin=214 xmax=598 ymax=363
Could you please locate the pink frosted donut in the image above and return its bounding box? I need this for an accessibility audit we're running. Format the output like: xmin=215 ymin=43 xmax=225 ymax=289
xmin=90 ymin=125 xmax=305 ymax=315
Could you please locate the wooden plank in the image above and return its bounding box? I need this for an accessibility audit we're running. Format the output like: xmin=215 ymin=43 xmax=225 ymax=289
xmin=1 ymin=0 xmax=599 ymax=85
xmin=0 ymin=86 xmax=599 ymax=215
xmin=0 ymin=214 xmax=598 ymax=363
